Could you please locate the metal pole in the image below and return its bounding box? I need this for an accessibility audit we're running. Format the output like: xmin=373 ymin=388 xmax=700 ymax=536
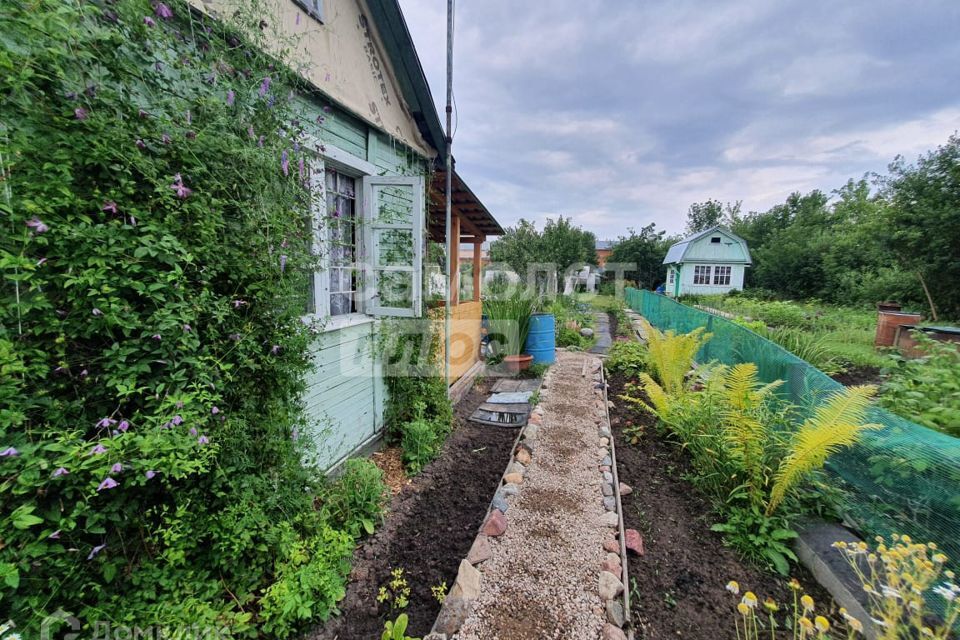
xmin=443 ymin=0 xmax=454 ymax=390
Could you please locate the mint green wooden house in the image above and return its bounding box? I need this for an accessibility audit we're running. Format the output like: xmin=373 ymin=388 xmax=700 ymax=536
xmin=190 ymin=0 xmax=501 ymax=469
xmin=663 ymin=226 xmax=751 ymax=297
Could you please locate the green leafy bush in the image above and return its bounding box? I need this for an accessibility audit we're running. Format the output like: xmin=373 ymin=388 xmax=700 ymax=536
xmin=0 ymin=0 xmax=358 ymax=633
xmin=605 ymin=341 xmax=649 ymax=379
xmin=758 ymin=326 xmax=844 ymax=376
xmin=880 ymin=335 xmax=960 ymax=436
xmin=322 ymin=459 xmax=388 ymax=538
xmin=399 ymin=418 xmax=444 ymax=473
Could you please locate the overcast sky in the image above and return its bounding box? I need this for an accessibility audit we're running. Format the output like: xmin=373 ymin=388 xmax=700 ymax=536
xmin=396 ymin=0 xmax=960 ymax=239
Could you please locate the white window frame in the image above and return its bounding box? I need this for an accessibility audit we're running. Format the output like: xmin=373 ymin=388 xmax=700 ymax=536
xmin=364 ymin=175 xmax=425 ymax=318
xmin=301 ymin=141 xmax=423 ymax=329
xmin=292 ymin=0 xmax=324 ymax=24
xmin=713 ymin=265 xmax=732 ymax=286
xmin=667 ymin=268 xmax=674 ymax=284
xmin=693 ymin=265 xmax=711 ymax=285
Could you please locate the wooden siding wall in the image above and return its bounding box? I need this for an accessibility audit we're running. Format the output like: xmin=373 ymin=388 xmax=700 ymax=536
xmin=299 ymin=96 xmax=429 ymax=470
xmin=430 ymin=301 xmax=483 ymax=382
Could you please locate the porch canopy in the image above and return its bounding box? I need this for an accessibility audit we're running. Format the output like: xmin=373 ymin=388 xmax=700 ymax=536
xmin=427 ymin=169 xmax=503 ymax=386
xmin=427 ymin=168 xmax=503 ymax=305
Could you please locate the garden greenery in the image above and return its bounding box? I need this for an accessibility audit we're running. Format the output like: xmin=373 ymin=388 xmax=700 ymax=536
xmin=880 ymin=334 xmax=960 ymax=437
xmin=621 ymin=322 xmax=878 ymax=574
xmin=0 ymin=0 xmax=371 ymax=634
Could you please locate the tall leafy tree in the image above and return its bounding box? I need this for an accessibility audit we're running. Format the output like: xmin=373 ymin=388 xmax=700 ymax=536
xmin=607 ymin=223 xmax=675 ymax=289
xmin=686 ymin=199 xmax=742 ymax=234
xmin=489 ymin=216 xmax=596 ymax=287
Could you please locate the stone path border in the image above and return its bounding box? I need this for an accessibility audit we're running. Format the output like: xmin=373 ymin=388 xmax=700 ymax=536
xmin=427 ymin=351 xmax=636 ymax=639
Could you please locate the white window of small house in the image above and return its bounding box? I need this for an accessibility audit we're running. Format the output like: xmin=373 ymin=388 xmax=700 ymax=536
xmin=327 ymin=169 xmax=358 ymax=316
xmin=711 ymin=236 xmax=721 ymax=244
xmin=668 ymin=269 xmax=674 ymax=284
xmin=694 ymin=265 xmax=711 ymax=285
xmin=713 ymin=265 xmax=731 ymax=286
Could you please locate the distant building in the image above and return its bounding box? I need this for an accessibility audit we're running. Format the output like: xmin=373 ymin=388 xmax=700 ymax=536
xmin=595 ymin=240 xmax=614 ymax=267
xmin=662 ymin=226 xmax=751 ymax=296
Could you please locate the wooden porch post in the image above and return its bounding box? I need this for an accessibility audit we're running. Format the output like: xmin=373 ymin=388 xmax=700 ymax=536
xmin=473 ymin=240 xmax=483 ymax=301
xmin=450 ymin=213 xmax=460 ymax=306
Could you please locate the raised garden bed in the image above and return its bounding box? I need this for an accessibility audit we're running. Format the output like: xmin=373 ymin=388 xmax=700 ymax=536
xmin=607 ymin=370 xmax=839 ymax=639
xmin=310 ymin=379 xmax=517 ymax=639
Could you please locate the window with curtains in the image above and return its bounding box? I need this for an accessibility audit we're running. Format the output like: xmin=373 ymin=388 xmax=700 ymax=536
xmin=326 ymin=169 xmax=358 ymax=316
xmin=713 ymin=265 xmax=732 ymax=286
xmin=693 ymin=265 xmax=711 ymax=285
xmin=302 ymin=144 xmax=425 ymax=323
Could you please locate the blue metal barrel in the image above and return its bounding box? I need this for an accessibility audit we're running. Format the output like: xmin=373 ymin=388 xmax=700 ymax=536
xmin=524 ymin=313 xmax=556 ymax=365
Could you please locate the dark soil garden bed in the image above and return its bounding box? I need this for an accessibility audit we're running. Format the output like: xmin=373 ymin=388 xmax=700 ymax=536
xmin=831 ymin=365 xmax=883 ymax=387
xmin=311 ymin=378 xmax=516 ymax=639
xmin=607 ymin=371 xmax=839 ymax=640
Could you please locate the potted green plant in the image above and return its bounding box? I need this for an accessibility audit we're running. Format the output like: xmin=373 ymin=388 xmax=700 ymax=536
xmin=483 ymin=291 xmax=536 ymax=373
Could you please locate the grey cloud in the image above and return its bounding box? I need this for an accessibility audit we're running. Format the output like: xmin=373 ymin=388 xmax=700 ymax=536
xmin=399 ymin=0 xmax=960 ymax=237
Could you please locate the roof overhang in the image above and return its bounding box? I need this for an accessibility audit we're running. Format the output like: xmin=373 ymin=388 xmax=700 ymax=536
xmin=366 ymin=1 xmax=447 ymax=158
xmin=428 ymin=170 xmax=504 ymax=241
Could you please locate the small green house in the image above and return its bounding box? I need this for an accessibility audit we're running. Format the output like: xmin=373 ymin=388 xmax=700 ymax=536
xmin=662 ymin=226 xmax=751 ymax=297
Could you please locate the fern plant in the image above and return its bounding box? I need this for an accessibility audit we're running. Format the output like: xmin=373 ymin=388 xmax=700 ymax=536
xmin=640 ymin=319 xmax=711 ymax=395
xmin=719 ymin=363 xmax=783 ymax=509
xmin=767 ymin=385 xmax=880 ymax=514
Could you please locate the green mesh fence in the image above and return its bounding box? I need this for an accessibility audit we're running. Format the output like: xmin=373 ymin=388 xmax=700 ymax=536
xmin=624 ymin=288 xmax=960 ymax=565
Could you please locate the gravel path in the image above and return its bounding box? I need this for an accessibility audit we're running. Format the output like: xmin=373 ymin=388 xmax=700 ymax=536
xmin=452 ymin=351 xmax=611 ymax=640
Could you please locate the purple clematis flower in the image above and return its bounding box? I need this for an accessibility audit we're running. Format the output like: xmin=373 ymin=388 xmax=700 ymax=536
xmin=296 ymin=12 xmax=301 ymax=25
xmin=37 ymin=257 xmax=47 ymax=267
xmin=138 ymin=109 xmax=150 ymax=118
xmin=97 ymin=477 xmax=118 ymax=491
xmin=182 ymin=323 xmax=191 ymax=332
xmin=232 ymin=299 xmax=247 ymax=308
xmin=144 ymin=15 xmax=156 ymax=26
xmin=49 ymin=530 xmax=61 ymax=539
xmin=96 ymin=417 xmax=116 ymax=428
xmin=198 ymin=435 xmax=209 ymax=445
xmin=90 ymin=444 xmax=108 ymax=455
xmin=102 ymin=201 xmax=118 ymax=215
xmin=325 ymin=73 xmax=332 ymax=82
xmin=52 ymin=467 xmax=69 ymax=477
xmin=185 ymin=130 xmax=196 ymax=140
xmin=154 ymin=2 xmax=173 ymax=19
xmin=270 ymin=344 xmax=281 ymax=355
xmin=281 ymin=150 xmax=289 ymax=176
xmin=162 ymin=133 xmax=172 ymax=144
xmin=92 ymin=308 xmax=103 ymax=317
xmin=80 ymin=369 xmax=89 ymax=377
xmin=26 ymin=217 xmax=50 ymax=234
xmin=152 ymin=334 xmax=162 ymax=341
xmin=323 ymin=105 xmax=332 ymax=114
xmin=171 ymin=415 xmax=183 ymax=425
xmin=145 ymin=470 xmax=156 ymax=480
xmin=75 ymin=107 xmax=88 ymax=120
xmin=280 ymin=254 xmax=287 ymax=273
xmin=257 ymin=135 xmax=265 ymax=148
xmin=118 ymin=420 xmax=129 ymax=432
xmin=111 ymin=463 xmax=123 ymax=473
xmin=87 ymin=543 xmax=106 ymax=560
xmin=291 ymin=427 xmax=299 ymax=441
xmin=259 ymin=76 xmax=271 ymax=97
xmin=267 ymin=94 xmax=275 ymax=108
xmin=247 ymin=125 xmax=255 ymax=139
xmin=230 ymin=333 xmax=242 ymax=341
xmin=170 ymin=174 xmax=192 ymax=199
xmin=0 ymin=447 xmax=19 ymax=457
xmin=226 ymin=90 xmax=235 ymax=106
xmin=211 ymin=406 xmax=220 ymax=415
xmin=315 ymin=115 xmax=325 ymax=126
xmin=189 ymin=427 xmax=198 ymax=436
xmin=136 ymin=139 xmax=147 ymax=150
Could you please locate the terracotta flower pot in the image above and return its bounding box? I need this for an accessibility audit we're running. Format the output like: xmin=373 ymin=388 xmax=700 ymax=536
xmin=503 ymin=353 xmax=533 ymax=374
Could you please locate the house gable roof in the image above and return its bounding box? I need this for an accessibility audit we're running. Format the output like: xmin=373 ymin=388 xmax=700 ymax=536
xmin=663 ymin=226 xmax=752 ymax=265
xmin=366 ymin=1 xmax=447 ymax=158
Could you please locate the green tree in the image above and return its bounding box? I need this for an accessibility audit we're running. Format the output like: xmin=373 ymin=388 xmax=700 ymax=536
xmin=607 ymin=223 xmax=675 ymax=289
xmin=489 ymin=216 xmax=596 ymax=288
xmin=686 ymin=199 xmax=742 ymax=234
xmin=882 ymin=136 xmax=960 ymax=319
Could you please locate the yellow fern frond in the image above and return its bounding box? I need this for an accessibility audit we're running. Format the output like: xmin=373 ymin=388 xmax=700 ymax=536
xmin=767 ymin=386 xmax=880 ymax=514
xmin=638 ymin=372 xmax=672 ymax=418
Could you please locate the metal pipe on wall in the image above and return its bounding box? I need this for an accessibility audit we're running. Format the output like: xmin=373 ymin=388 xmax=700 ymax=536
xmin=443 ymin=0 xmax=454 ymax=389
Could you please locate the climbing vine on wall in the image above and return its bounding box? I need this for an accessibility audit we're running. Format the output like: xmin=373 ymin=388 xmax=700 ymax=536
xmin=0 ymin=0 xmax=352 ymax=634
